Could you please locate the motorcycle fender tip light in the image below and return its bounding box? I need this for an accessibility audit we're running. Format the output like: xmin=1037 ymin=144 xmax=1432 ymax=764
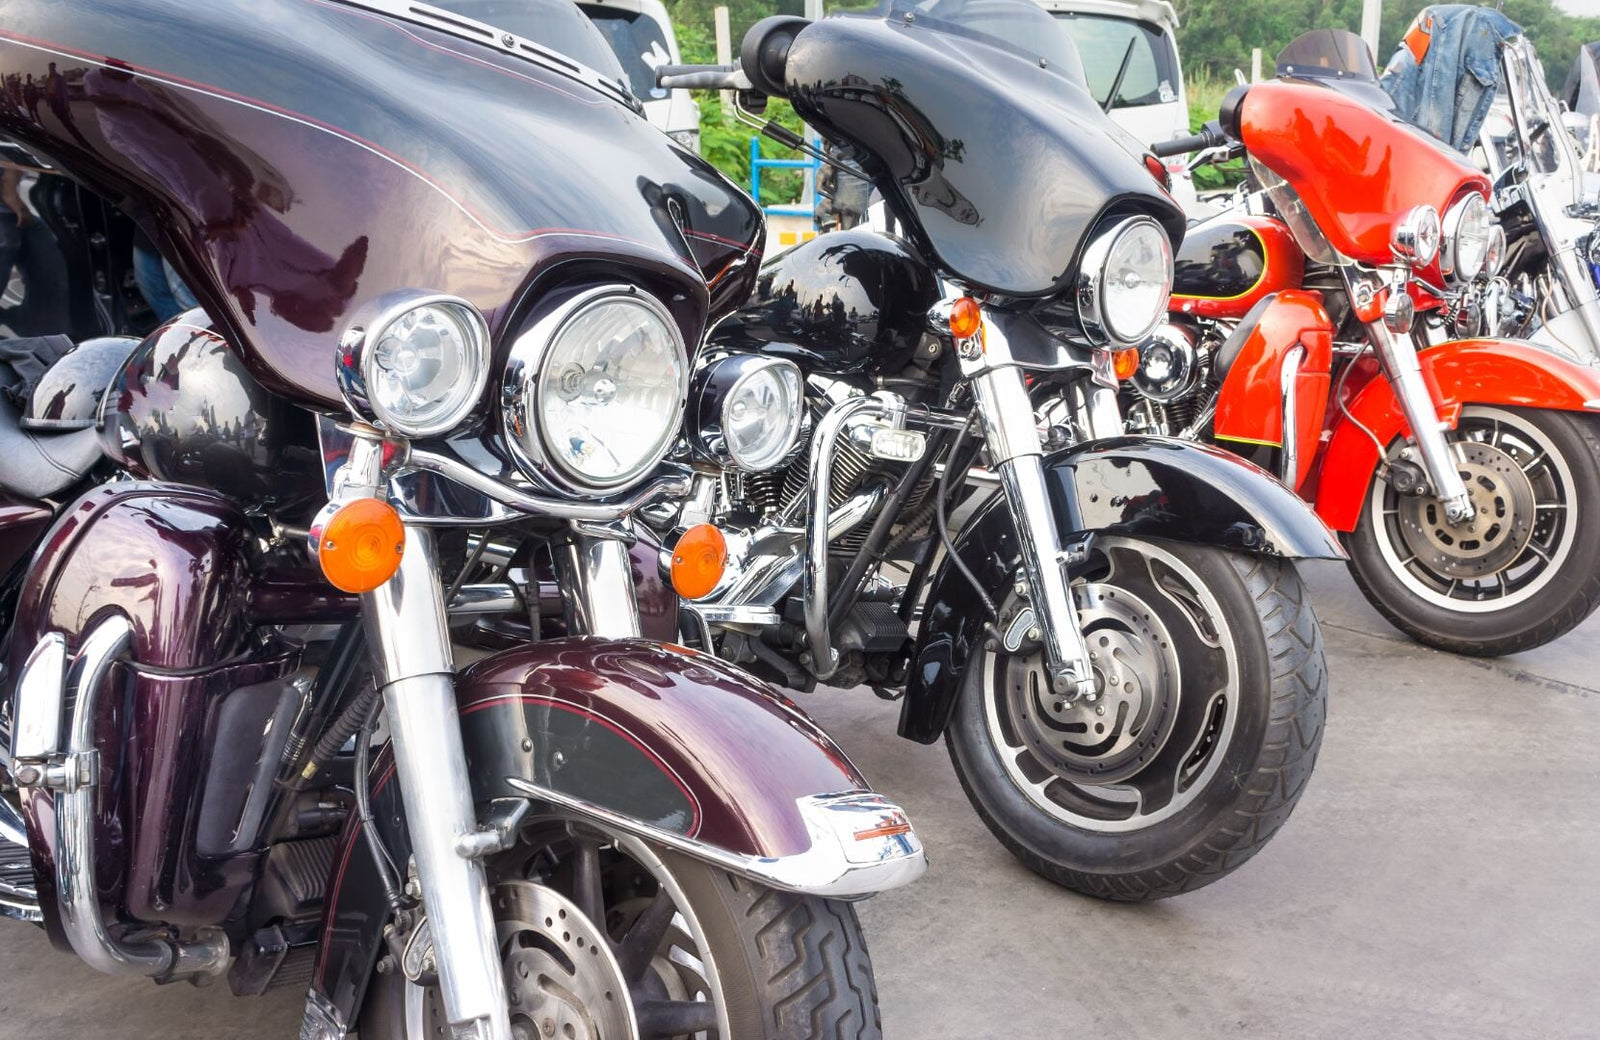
xmin=867 ymin=426 xmax=927 ymax=463
xmin=853 ymin=811 xmax=914 ymax=842
xmin=1112 ymin=347 xmax=1141 ymax=381
xmin=948 ymin=296 xmax=983 ymax=342
xmin=671 ymin=523 xmax=727 ymax=600
xmin=311 ymin=498 xmax=405 ymax=593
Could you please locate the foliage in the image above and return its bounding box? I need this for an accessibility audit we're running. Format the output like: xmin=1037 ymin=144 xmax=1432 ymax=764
xmin=1173 ymin=0 xmax=1600 ymax=93
xmin=674 ymin=18 xmax=808 ymax=206
xmin=1186 ymin=71 xmax=1247 ymax=190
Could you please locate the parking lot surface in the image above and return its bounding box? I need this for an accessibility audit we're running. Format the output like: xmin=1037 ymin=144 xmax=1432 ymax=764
xmin=0 ymin=562 xmax=1594 ymax=1039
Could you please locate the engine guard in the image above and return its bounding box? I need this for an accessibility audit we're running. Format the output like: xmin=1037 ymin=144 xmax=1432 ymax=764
xmin=308 ymin=636 xmax=926 ymax=1029
xmin=898 ymin=435 xmax=1343 ymax=744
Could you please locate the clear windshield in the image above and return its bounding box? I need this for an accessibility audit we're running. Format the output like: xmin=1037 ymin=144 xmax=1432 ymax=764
xmin=880 ymin=0 xmax=1090 ymax=90
xmin=1275 ymin=29 xmax=1378 ymax=81
xmin=426 ymin=0 xmax=628 ymax=80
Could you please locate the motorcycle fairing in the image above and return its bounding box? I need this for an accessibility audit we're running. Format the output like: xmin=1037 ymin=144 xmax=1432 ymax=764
xmin=1315 ymin=338 xmax=1600 ymax=531
xmin=0 ymin=0 xmax=762 ymax=410
xmin=899 ymin=437 xmax=1345 ymax=744
xmin=1212 ymin=290 xmax=1336 ymax=491
xmin=310 ymin=637 xmax=895 ymax=1025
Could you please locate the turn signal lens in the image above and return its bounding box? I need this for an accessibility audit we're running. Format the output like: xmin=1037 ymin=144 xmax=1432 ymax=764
xmin=671 ymin=524 xmax=727 ymax=600
xmin=1113 ymin=347 xmax=1141 ymax=381
xmin=314 ymin=499 xmax=405 ymax=593
xmin=948 ymin=297 xmax=982 ymax=340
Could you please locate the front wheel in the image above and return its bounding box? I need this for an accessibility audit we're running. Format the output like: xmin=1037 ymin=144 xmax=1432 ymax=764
xmin=1347 ymin=405 xmax=1600 ymax=656
xmin=946 ymin=537 xmax=1326 ymax=901
xmin=360 ymin=822 xmax=881 ymax=1039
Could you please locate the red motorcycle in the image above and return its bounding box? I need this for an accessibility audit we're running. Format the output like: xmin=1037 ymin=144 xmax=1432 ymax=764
xmin=1135 ymin=30 xmax=1600 ymax=656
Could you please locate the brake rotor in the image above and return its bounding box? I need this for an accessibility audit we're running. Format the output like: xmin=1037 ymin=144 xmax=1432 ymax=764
xmin=1002 ymin=583 xmax=1179 ymax=785
xmin=493 ymin=880 xmax=636 ymax=1040
xmin=1397 ymin=440 xmax=1536 ymax=579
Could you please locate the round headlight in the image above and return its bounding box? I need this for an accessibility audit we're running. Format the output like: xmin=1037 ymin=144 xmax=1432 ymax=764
xmin=688 ymin=355 xmax=803 ymax=472
xmin=1392 ymin=205 xmax=1442 ymax=267
xmin=1078 ymin=216 xmax=1174 ymax=346
xmin=503 ymin=286 xmax=687 ymax=492
xmin=337 ymin=293 xmax=490 ymax=438
xmin=1442 ymin=193 xmax=1492 ymax=281
xmin=1486 ymin=223 xmax=1508 ymax=276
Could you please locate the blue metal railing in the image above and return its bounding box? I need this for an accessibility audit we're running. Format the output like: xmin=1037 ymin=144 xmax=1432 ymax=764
xmin=749 ymin=136 xmax=821 ymax=218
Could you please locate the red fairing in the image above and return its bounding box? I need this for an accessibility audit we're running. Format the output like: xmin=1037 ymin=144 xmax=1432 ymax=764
xmin=1315 ymin=339 xmax=1600 ymax=530
xmin=1212 ymin=290 xmax=1335 ymax=491
xmin=1237 ymin=82 xmax=1489 ymax=266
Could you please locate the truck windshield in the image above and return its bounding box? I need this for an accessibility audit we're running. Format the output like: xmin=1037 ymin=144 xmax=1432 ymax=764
xmin=1053 ymin=13 xmax=1178 ymax=110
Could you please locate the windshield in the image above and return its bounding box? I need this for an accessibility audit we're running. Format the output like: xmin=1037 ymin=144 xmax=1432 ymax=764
xmin=581 ymin=5 xmax=674 ymax=103
xmin=881 ymin=0 xmax=1089 ymax=89
xmin=1054 ymin=13 xmax=1178 ymax=110
xmin=1276 ymin=29 xmax=1378 ymax=81
xmin=426 ymin=0 xmax=628 ymax=79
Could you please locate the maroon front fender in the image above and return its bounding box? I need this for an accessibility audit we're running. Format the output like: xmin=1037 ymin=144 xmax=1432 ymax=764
xmin=310 ymin=637 xmax=887 ymax=1026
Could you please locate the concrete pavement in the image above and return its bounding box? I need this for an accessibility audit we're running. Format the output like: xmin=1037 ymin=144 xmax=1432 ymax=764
xmin=0 ymin=561 xmax=1594 ymax=1039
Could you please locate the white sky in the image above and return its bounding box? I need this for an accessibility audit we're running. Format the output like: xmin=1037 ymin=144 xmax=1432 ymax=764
xmin=1556 ymin=0 xmax=1600 ymax=17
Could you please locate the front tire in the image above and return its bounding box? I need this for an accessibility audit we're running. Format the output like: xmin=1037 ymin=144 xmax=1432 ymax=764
xmin=359 ymin=823 xmax=880 ymax=1039
xmin=1346 ymin=405 xmax=1600 ymax=656
xmin=946 ymin=537 xmax=1326 ymax=901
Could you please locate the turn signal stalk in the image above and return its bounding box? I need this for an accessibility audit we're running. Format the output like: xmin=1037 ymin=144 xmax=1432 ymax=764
xmin=310 ymin=498 xmax=406 ymax=593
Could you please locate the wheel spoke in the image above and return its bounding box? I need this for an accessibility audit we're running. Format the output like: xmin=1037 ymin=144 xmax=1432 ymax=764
xmin=616 ymin=889 xmax=675 ymax=984
xmin=1519 ymin=450 xmax=1547 ymax=474
xmin=635 ymin=998 xmax=718 ymax=1037
xmin=570 ymin=838 xmax=604 ymax=926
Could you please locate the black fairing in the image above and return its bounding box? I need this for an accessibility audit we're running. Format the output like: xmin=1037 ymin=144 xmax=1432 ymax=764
xmin=898 ymin=437 xmax=1343 ymax=744
xmin=1173 ymin=220 xmax=1269 ymax=300
xmin=710 ymin=229 xmax=940 ymax=376
xmin=784 ymin=14 xmax=1184 ymax=297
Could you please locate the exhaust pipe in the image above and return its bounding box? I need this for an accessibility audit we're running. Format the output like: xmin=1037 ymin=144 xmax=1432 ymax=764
xmin=51 ymin=617 xmax=229 ymax=980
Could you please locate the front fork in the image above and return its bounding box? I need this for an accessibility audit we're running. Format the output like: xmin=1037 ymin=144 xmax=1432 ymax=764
xmin=333 ymin=435 xmax=645 ymax=1039
xmin=956 ymin=312 xmax=1105 ymax=702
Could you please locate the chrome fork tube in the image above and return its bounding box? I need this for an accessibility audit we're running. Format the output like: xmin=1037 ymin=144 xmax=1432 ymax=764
xmin=968 ymin=363 xmax=1096 ymax=700
xmin=1364 ymin=317 xmax=1472 ymax=522
xmin=555 ymin=535 xmax=643 ymax=638
xmin=364 ymin=528 xmax=511 ymax=1040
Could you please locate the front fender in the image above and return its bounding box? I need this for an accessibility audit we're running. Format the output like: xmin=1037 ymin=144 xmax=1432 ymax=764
xmin=898 ymin=436 xmax=1341 ymax=744
xmin=1315 ymin=338 xmax=1600 ymax=531
xmin=311 ymin=637 xmax=924 ymax=1026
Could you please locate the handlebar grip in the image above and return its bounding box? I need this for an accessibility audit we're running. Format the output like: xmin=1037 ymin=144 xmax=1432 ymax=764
xmin=1150 ymin=132 xmax=1212 ymax=158
xmin=654 ymin=63 xmax=749 ymax=91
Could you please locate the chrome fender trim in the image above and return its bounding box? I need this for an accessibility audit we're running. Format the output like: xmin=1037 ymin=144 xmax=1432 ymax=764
xmin=505 ymin=778 xmax=927 ymax=900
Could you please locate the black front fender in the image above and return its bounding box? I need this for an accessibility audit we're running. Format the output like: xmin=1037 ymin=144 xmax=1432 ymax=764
xmin=897 ymin=436 xmax=1341 ymax=744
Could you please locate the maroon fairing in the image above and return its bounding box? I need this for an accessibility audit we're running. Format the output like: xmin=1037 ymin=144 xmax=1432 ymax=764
xmin=0 ymin=492 xmax=51 ymax=579
xmin=0 ymin=0 xmax=763 ymax=410
xmin=10 ymin=484 xmax=342 ymax=940
xmin=309 ymin=637 xmax=871 ymax=1023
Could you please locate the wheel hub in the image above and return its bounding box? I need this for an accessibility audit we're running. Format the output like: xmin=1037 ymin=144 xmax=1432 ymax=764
xmin=1397 ymin=440 xmax=1536 ymax=578
xmin=1002 ymin=583 xmax=1178 ymax=785
xmin=495 ymin=881 xmax=635 ymax=1040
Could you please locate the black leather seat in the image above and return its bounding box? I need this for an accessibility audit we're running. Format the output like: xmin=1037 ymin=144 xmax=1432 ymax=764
xmin=0 ymin=335 xmax=139 ymax=500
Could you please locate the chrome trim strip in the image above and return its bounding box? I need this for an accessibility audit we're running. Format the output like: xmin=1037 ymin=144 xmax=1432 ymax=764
xmin=504 ymin=779 xmax=927 ymax=899
xmin=54 ymin=616 xmax=230 ymax=979
xmin=1279 ymin=344 xmax=1305 ymax=487
xmin=447 ymin=583 xmax=523 ymax=616
xmin=13 ymin=634 xmax=66 ymax=762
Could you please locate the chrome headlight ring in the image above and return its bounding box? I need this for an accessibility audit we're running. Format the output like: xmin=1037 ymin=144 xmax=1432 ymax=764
xmin=1392 ymin=205 xmax=1442 ymax=268
xmin=337 ymin=291 xmax=491 ymax=438
xmin=1440 ymin=193 xmax=1492 ymax=282
xmin=501 ymin=284 xmax=689 ymax=495
xmin=1076 ymin=215 xmax=1174 ymax=347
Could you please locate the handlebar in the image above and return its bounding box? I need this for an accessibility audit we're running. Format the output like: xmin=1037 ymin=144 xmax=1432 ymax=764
xmin=1150 ymin=123 xmax=1228 ymax=158
xmin=655 ymin=63 xmax=753 ymax=91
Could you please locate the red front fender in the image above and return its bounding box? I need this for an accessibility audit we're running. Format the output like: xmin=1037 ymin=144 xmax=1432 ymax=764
xmin=1314 ymin=339 xmax=1600 ymax=531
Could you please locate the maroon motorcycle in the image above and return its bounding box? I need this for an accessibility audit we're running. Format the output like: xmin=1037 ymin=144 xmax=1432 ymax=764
xmin=0 ymin=1 xmax=924 ymax=1038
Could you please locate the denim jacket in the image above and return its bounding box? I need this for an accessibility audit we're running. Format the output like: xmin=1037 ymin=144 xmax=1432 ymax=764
xmin=1380 ymin=4 xmax=1521 ymax=153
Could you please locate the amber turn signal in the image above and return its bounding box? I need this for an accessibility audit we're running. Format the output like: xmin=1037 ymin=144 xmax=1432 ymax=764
xmin=671 ymin=524 xmax=727 ymax=600
xmin=1113 ymin=347 xmax=1141 ymax=382
xmin=948 ymin=296 xmax=982 ymax=341
xmin=314 ymin=498 xmax=405 ymax=593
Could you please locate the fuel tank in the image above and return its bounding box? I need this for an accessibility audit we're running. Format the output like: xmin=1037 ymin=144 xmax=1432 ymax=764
xmin=710 ymin=229 xmax=941 ymax=376
xmin=1170 ymin=214 xmax=1303 ymax=321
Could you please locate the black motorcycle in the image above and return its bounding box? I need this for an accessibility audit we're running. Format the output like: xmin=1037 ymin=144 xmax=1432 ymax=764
xmin=648 ymin=0 xmax=1342 ymax=900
